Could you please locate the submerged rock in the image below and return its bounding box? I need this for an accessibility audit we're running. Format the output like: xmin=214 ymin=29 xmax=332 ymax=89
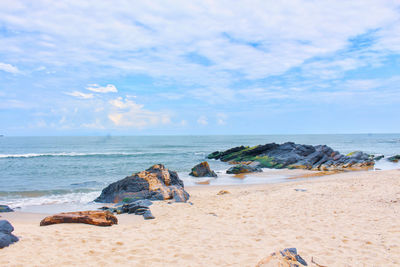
xmin=372 ymin=154 xmax=384 ymax=161
xmin=189 ymin=161 xmax=217 ymax=177
xmin=95 ymin=164 xmax=189 ymax=203
xmin=0 ymin=220 xmax=19 ymax=249
xmin=0 ymin=205 xmax=13 ymax=213
xmin=387 ymin=155 xmax=400 ymax=163
xmin=208 ymin=142 xmax=374 ymax=171
xmin=226 ymin=164 xmax=262 ymax=174
xmin=40 ymin=211 xmax=118 ymax=227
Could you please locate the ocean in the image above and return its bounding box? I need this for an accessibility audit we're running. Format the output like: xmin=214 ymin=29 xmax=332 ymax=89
xmin=1 ymin=134 xmax=400 ymax=212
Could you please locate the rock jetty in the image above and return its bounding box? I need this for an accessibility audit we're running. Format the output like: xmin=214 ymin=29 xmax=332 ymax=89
xmin=0 ymin=220 xmax=19 ymax=248
xmin=40 ymin=211 xmax=118 ymax=226
xmin=95 ymin=164 xmax=189 ymax=203
xmin=189 ymin=161 xmax=217 ymax=177
xmin=208 ymin=142 xmax=374 ymax=171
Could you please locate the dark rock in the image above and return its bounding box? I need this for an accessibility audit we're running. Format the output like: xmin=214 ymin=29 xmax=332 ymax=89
xmin=143 ymin=210 xmax=155 ymax=220
xmin=0 ymin=205 xmax=13 ymax=213
xmin=0 ymin=220 xmax=19 ymax=248
xmin=209 ymin=142 xmax=374 ymax=171
xmin=373 ymin=155 xmax=384 ymax=161
xmin=40 ymin=211 xmax=118 ymax=226
xmin=226 ymin=164 xmax=262 ymax=174
xmin=189 ymin=161 xmax=217 ymax=177
xmin=294 ymin=189 xmax=307 ymax=192
xmin=95 ymin=164 xmax=189 ymax=203
xmin=388 ymin=155 xmax=400 ymax=163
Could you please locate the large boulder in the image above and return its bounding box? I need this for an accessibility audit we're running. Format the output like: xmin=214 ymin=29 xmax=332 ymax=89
xmin=189 ymin=161 xmax=217 ymax=177
xmin=0 ymin=220 xmax=19 ymax=248
xmin=40 ymin=211 xmax=118 ymax=226
xmin=226 ymin=164 xmax=262 ymax=174
xmin=208 ymin=142 xmax=374 ymax=171
xmin=0 ymin=205 xmax=13 ymax=213
xmin=95 ymin=164 xmax=189 ymax=203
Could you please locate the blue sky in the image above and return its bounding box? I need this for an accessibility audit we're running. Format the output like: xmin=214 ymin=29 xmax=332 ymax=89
xmin=0 ymin=1 xmax=400 ymax=135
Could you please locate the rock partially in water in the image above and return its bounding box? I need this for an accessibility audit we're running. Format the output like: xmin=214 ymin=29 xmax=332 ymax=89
xmin=387 ymin=155 xmax=400 ymax=163
xmin=95 ymin=164 xmax=189 ymax=203
xmin=226 ymin=164 xmax=262 ymax=174
xmin=372 ymin=154 xmax=384 ymax=161
xmin=0 ymin=205 xmax=13 ymax=213
xmin=208 ymin=142 xmax=374 ymax=171
xmin=0 ymin=220 xmax=19 ymax=249
xmin=189 ymin=161 xmax=217 ymax=177
xmin=40 ymin=211 xmax=118 ymax=227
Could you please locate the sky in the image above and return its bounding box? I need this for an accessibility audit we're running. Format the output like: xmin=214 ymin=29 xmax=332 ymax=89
xmin=0 ymin=0 xmax=400 ymax=135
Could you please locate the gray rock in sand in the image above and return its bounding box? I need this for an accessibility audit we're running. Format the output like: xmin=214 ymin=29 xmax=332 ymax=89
xmin=0 ymin=220 xmax=19 ymax=249
xmin=143 ymin=210 xmax=155 ymax=220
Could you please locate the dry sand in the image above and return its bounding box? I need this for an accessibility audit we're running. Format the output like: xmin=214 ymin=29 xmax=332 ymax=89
xmin=1 ymin=169 xmax=400 ymax=266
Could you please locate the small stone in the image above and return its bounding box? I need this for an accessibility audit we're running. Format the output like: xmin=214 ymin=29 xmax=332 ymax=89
xmin=143 ymin=210 xmax=155 ymax=220
xmin=217 ymin=190 xmax=230 ymax=195
xmin=294 ymin=189 xmax=307 ymax=192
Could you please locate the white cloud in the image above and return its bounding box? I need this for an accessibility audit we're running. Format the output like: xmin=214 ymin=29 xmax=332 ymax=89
xmin=65 ymin=91 xmax=94 ymax=99
xmin=0 ymin=1 xmax=399 ymax=87
xmin=216 ymin=113 xmax=227 ymax=125
xmin=0 ymin=62 xmax=19 ymax=74
xmin=81 ymin=119 xmax=105 ymax=129
xmin=108 ymin=97 xmax=171 ymax=128
xmin=86 ymin=84 xmax=118 ymax=93
xmin=197 ymin=115 xmax=208 ymax=125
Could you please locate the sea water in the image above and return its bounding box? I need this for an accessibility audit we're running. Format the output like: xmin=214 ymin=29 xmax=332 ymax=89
xmin=1 ymin=134 xmax=399 ymax=211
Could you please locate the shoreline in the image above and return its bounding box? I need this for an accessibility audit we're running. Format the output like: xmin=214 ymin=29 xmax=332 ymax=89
xmin=1 ymin=169 xmax=400 ymax=266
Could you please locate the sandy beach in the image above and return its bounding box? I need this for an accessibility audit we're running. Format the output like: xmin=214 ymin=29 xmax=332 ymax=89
xmin=1 ymin=169 xmax=400 ymax=266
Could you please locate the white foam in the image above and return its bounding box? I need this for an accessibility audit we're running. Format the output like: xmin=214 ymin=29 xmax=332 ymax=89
xmin=3 ymin=191 xmax=101 ymax=209
xmin=0 ymin=152 xmax=144 ymax=158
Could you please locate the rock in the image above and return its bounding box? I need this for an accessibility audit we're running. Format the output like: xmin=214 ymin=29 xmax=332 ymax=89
xmin=294 ymin=189 xmax=307 ymax=192
xmin=256 ymin=247 xmax=307 ymax=267
xmin=40 ymin=211 xmax=118 ymax=227
xmin=143 ymin=210 xmax=155 ymax=220
xmin=209 ymin=142 xmax=375 ymax=171
xmin=373 ymin=155 xmax=384 ymax=161
xmin=95 ymin=164 xmax=189 ymax=203
xmin=217 ymin=190 xmax=230 ymax=195
xmin=226 ymin=164 xmax=262 ymax=174
xmin=189 ymin=161 xmax=217 ymax=177
xmin=0 ymin=220 xmax=19 ymax=248
xmin=388 ymin=155 xmax=400 ymax=163
xmin=0 ymin=205 xmax=13 ymax=213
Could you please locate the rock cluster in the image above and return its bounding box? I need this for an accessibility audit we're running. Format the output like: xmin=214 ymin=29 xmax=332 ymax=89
xmin=95 ymin=164 xmax=189 ymax=203
xmin=0 ymin=205 xmax=13 ymax=213
xmin=189 ymin=161 xmax=217 ymax=177
xmin=226 ymin=164 xmax=262 ymax=174
xmin=100 ymin=199 xmax=155 ymax=220
xmin=208 ymin=142 xmax=374 ymax=171
xmin=0 ymin=220 xmax=19 ymax=248
xmin=40 ymin=211 xmax=118 ymax=227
